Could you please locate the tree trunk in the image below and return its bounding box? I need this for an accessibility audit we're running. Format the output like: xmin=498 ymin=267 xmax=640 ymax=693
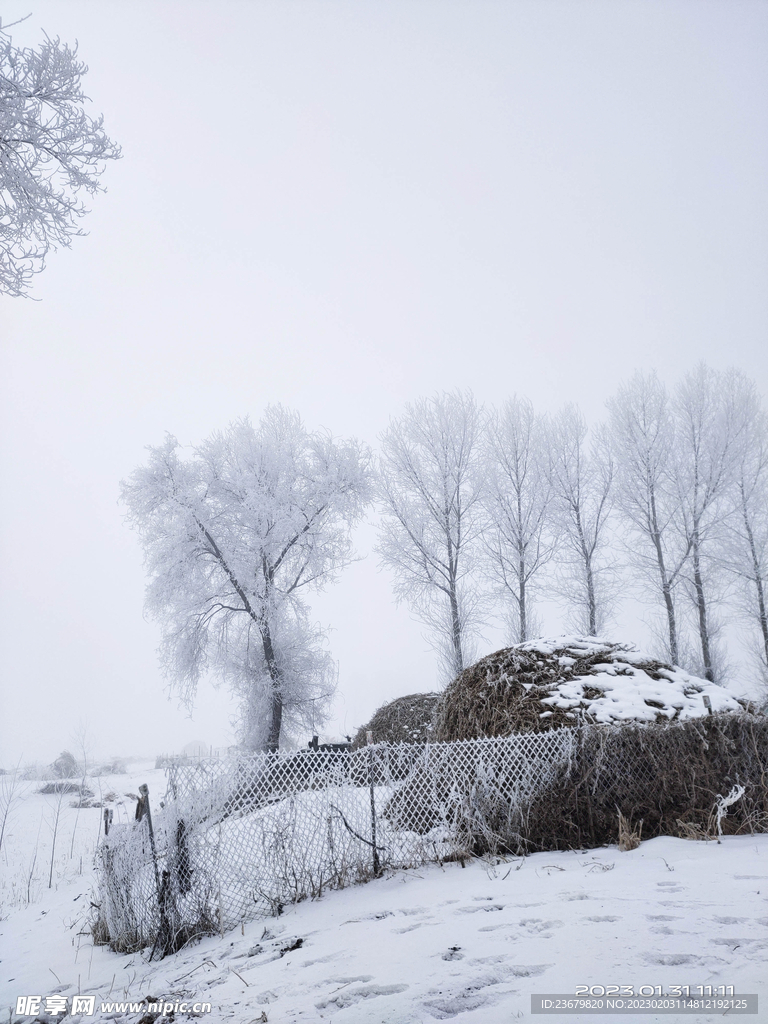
xmin=266 ymin=692 xmax=283 ymax=754
xmin=649 ymin=491 xmax=679 ymax=663
xmin=448 ymin=585 xmax=464 ymax=679
xmin=691 ymin=534 xmax=714 ymax=682
xmin=261 ymin=620 xmax=283 ymax=752
xmin=661 ymin=581 xmax=679 ymax=665
xmin=743 ymin=502 xmax=768 ymax=672
xmin=574 ymin=507 xmax=598 ymax=636
xmin=519 ymin=554 xmax=527 ymax=643
xmin=586 ymin=567 xmax=597 ymax=635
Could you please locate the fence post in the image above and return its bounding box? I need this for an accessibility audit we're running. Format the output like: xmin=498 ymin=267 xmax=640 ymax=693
xmin=367 ymin=740 xmax=380 ymax=877
xmin=139 ymin=784 xmax=173 ymax=958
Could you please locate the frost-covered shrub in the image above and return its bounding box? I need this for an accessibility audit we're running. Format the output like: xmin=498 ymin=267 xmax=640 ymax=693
xmin=52 ymin=750 xmax=78 ymax=778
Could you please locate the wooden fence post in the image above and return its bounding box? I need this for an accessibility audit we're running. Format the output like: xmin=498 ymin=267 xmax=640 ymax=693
xmin=367 ymin=739 xmax=380 ymax=877
xmin=139 ymin=784 xmax=173 ymax=959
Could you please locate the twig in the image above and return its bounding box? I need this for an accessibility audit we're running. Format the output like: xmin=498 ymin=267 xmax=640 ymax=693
xmin=176 ymin=959 xmax=217 ymax=982
xmin=329 ymin=805 xmax=385 ymax=851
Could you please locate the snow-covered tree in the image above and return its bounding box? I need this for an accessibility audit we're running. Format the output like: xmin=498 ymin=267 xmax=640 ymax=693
xmin=121 ymin=410 xmax=372 ymax=751
xmin=672 ymin=365 xmax=748 ymax=682
xmin=0 ymin=18 xmax=121 ymax=296
xmin=606 ymin=371 xmax=689 ymax=664
xmin=546 ymin=405 xmax=616 ymax=636
xmin=716 ymin=380 xmax=768 ymax=681
xmin=481 ymin=396 xmax=555 ymax=643
xmin=377 ymin=391 xmax=487 ymax=683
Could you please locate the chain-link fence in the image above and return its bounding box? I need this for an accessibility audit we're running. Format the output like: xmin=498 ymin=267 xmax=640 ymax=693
xmin=94 ymin=715 xmax=767 ymax=958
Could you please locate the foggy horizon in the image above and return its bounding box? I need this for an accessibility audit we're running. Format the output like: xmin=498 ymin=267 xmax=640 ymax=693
xmin=1 ymin=1 xmax=766 ymax=766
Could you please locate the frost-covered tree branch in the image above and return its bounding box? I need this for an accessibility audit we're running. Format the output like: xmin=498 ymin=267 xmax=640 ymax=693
xmin=121 ymin=410 xmax=372 ymax=751
xmin=376 ymin=391 xmax=487 ymax=683
xmin=0 ymin=20 xmax=121 ymax=296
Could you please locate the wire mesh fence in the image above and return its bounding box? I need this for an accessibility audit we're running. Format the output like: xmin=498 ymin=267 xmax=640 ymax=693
xmin=94 ymin=714 xmax=767 ymax=958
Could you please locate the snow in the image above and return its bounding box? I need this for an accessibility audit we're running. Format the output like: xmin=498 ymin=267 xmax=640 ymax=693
xmin=2 ymin=761 xmax=767 ymax=1022
xmin=516 ymin=636 xmax=744 ymax=724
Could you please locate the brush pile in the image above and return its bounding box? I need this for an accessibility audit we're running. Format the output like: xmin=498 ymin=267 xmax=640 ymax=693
xmin=384 ymin=713 xmax=768 ymax=854
xmin=434 ymin=636 xmax=745 ymax=741
xmin=352 ymin=692 xmax=440 ymax=749
xmin=520 ymin=712 xmax=767 ymax=851
xmin=381 ymin=637 xmax=763 ymax=853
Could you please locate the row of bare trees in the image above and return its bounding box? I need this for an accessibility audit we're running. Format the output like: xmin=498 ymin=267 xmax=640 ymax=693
xmin=376 ymin=366 xmax=768 ymax=687
xmin=123 ymin=366 xmax=765 ymax=752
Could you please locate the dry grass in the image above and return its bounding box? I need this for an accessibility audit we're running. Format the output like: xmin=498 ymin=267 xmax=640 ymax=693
xmin=617 ymin=810 xmax=643 ymax=851
xmin=675 ymin=819 xmax=714 ymax=841
xmin=352 ymin=693 xmax=440 ymax=749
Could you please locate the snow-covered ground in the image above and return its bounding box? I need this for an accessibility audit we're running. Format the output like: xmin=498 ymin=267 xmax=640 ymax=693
xmin=2 ymin=761 xmax=767 ymax=1023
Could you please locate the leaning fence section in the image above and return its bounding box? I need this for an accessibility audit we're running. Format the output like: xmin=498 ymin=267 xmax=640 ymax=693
xmin=95 ymin=730 xmax=576 ymax=954
xmin=94 ymin=714 xmax=767 ymax=957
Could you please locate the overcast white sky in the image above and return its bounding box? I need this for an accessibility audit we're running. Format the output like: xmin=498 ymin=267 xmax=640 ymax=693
xmin=1 ymin=1 xmax=766 ymax=765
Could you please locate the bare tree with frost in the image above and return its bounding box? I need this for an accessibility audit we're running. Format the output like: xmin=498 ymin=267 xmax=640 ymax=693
xmin=377 ymin=391 xmax=487 ymax=683
xmin=716 ymin=380 xmax=768 ymax=681
xmin=121 ymin=410 xmax=372 ymax=751
xmin=546 ymin=405 xmax=615 ymax=636
xmin=481 ymin=396 xmax=555 ymax=643
xmin=672 ymin=365 xmax=748 ymax=682
xmin=0 ymin=18 xmax=121 ymax=296
xmin=606 ymin=371 xmax=690 ymax=664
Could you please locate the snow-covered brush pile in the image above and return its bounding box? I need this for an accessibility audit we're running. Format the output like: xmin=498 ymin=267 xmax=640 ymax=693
xmin=434 ymin=635 xmax=746 ymax=741
xmin=351 ymin=692 xmax=440 ymax=749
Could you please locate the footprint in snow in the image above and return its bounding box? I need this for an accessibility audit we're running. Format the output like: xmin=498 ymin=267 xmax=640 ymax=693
xmin=518 ymin=918 xmax=563 ymax=935
xmin=301 ymin=952 xmax=343 ymax=968
xmin=392 ymin=922 xmax=434 ymax=934
xmin=342 ymin=910 xmax=395 ymax=924
xmin=325 ymin=975 xmax=374 ymax=986
xmin=644 ymin=953 xmax=698 ymax=966
xmin=422 ymin=972 xmax=506 ymax=1019
xmin=455 ymin=903 xmax=505 ymax=914
xmin=315 ymin=982 xmax=409 ymax=1011
xmin=646 ymin=914 xmax=680 ymax=921
xmin=470 ymin=956 xmax=550 ymax=976
xmin=710 ymin=937 xmax=768 ymax=948
xmin=584 ymin=915 xmax=621 ymax=922
xmin=422 ymin=989 xmax=496 ymax=1019
xmin=422 ymin=964 xmax=550 ymax=1018
xmin=505 ymin=964 xmax=552 ymax=977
